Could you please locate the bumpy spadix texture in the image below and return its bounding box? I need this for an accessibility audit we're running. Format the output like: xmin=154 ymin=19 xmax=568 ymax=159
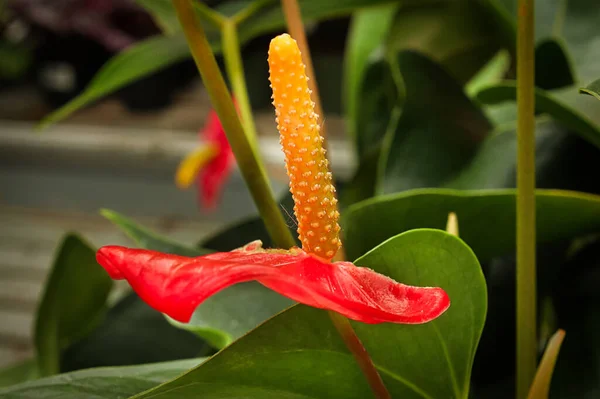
xmin=268 ymin=34 xmax=340 ymax=260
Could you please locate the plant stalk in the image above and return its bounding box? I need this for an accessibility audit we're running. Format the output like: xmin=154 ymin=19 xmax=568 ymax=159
xmin=328 ymin=311 xmax=391 ymax=399
xmin=280 ymin=0 xmax=328 ymax=150
xmin=222 ymin=21 xmax=260 ymax=150
xmin=172 ymin=0 xmax=296 ymax=250
xmin=516 ymin=0 xmax=537 ymax=398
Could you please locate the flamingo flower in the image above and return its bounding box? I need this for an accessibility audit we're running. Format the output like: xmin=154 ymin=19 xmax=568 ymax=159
xmin=96 ymin=34 xmax=450 ymax=325
xmin=175 ymin=104 xmax=235 ymax=209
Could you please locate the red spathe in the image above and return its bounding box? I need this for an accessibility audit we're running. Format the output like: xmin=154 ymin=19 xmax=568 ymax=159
xmin=96 ymin=241 xmax=450 ymax=324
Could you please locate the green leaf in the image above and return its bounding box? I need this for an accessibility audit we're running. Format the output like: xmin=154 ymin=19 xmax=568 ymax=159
xmin=465 ymin=50 xmax=510 ymax=98
xmin=103 ymin=209 xmax=293 ymax=349
xmin=343 ymin=188 xmax=600 ymax=262
xmin=344 ymin=3 xmax=399 ymax=150
xmin=132 ymin=229 xmax=486 ymax=399
xmin=35 ymin=235 xmax=114 ymax=376
xmin=168 ymin=284 xmax=294 ymax=349
xmin=101 ymin=209 xmax=209 ymax=257
xmin=380 ymin=51 xmax=491 ymax=194
xmin=527 ymin=329 xmax=565 ymax=399
xmin=0 ymin=360 xmax=38 ymax=389
xmin=353 ymin=58 xmax=400 ymax=158
xmin=0 ymin=358 xmax=207 ymax=398
xmin=38 ymin=33 xmax=191 ymax=129
xmin=477 ymin=82 xmax=600 ymax=149
xmin=385 ymin=1 xmax=500 ymax=83
xmin=134 ymin=0 xmax=180 ymax=34
xmin=534 ymin=39 xmax=575 ymax=90
xmin=494 ymin=0 xmax=600 ymax=82
xmin=580 ymin=78 xmax=600 ymax=101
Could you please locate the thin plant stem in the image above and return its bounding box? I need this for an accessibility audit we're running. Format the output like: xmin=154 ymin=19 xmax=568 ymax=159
xmin=280 ymin=0 xmax=328 ymax=150
xmin=172 ymin=0 xmax=296 ymax=250
xmin=193 ymin=1 xmax=225 ymax=28
xmin=232 ymin=0 xmax=274 ymax=24
xmin=516 ymin=0 xmax=537 ymax=398
xmin=328 ymin=311 xmax=391 ymax=399
xmin=222 ymin=21 xmax=260 ymax=150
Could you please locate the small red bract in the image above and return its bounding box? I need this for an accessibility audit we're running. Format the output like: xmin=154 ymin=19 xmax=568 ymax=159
xmin=198 ymin=109 xmax=235 ymax=209
xmin=96 ymin=241 xmax=450 ymax=324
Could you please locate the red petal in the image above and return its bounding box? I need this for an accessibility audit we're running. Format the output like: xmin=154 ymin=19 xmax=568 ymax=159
xmin=96 ymin=245 xmax=450 ymax=324
xmin=198 ymin=109 xmax=235 ymax=209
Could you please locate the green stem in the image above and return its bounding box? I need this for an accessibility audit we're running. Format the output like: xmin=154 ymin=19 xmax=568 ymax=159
xmin=172 ymin=0 xmax=296 ymax=250
xmin=516 ymin=0 xmax=537 ymax=398
xmin=328 ymin=311 xmax=391 ymax=399
xmin=194 ymin=1 xmax=226 ymax=28
xmin=232 ymin=0 xmax=274 ymax=25
xmin=281 ymin=0 xmax=328 ymax=150
xmin=222 ymin=21 xmax=260 ymax=150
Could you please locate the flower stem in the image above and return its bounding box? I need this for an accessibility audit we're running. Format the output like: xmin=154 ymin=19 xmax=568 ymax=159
xmin=328 ymin=311 xmax=391 ymax=399
xmin=172 ymin=0 xmax=296 ymax=250
xmin=280 ymin=0 xmax=328 ymax=150
xmin=222 ymin=20 xmax=259 ymax=150
xmin=516 ymin=0 xmax=537 ymax=398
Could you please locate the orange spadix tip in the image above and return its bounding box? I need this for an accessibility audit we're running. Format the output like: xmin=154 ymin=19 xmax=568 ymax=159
xmin=268 ymin=34 xmax=341 ymax=260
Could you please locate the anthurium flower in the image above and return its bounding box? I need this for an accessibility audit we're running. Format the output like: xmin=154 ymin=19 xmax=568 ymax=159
xmin=96 ymin=33 xmax=450 ymax=327
xmin=97 ymin=241 xmax=450 ymax=324
xmin=175 ymin=106 xmax=235 ymax=209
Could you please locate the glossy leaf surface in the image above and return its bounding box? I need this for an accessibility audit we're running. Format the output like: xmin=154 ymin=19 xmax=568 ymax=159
xmin=343 ymin=188 xmax=600 ymax=262
xmin=380 ymin=51 xmax=491 ymax=193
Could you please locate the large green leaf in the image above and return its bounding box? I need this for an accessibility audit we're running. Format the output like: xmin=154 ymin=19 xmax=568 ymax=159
xmin=344 ymin=3 xmax=399 ymax=152
xmin=385 ymin=1 xmax=500 ymax=84
xmin=447 ymin=118 xmax=600 ymax=193
xmin=580 ymin=78 xmax=600 ymax=101
xmin=494 ymin=0 xmax=600 ymax=82
xmin=352 ymin=57 xmax=400 ymax=158
xmin=343 ymin=188 xmax=600 ymax=262
xmin=132 ymin=229 xmax=486 ymax=399
xmin=477 ymin=82 xmax=600 ymax=149
xmin=380 ymin=51 xmax=491 ymax=194
xmin=0 ymin=358 xmax=207 ymax=398
xmin=39 ymin=34 xmax=191 ymax=129
xmin=103 ymin=209 xmax=293 ymax=349
xmin=34 ymin=235 xmax=113 ymax=377
xmin=534 ymin=39 xmax=575 ymax=90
